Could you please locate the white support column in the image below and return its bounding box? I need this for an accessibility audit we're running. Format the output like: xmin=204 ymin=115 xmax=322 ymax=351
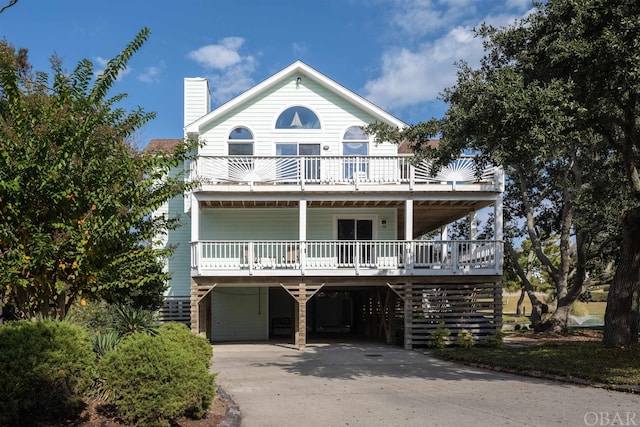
xmin=191 ymin=195 xmax=200 ymax=274
xmin=404 ymin=199 xmax=413 ymax=269
xmin=299 ymin=199 xmax=307 ymax=272
xmin=494 ymin=194 xmax=504 ymax=272
xmin=468 ymin=213 xmax=478 ymax=240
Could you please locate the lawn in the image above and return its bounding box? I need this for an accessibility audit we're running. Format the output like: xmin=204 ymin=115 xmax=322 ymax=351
xmin=432 ymin=330 xmax=640 ymax=390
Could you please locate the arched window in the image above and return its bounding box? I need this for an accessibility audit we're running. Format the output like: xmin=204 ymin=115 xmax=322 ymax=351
xmin=342 ymin=126 xmax=368 ymax=156
xmin=342 ymin=126 xmax=369 ymax=180
xmin=275 ymin=106 xmax=321 ymax=129
xmin=228 ymin=126 xmax=254 ymax=155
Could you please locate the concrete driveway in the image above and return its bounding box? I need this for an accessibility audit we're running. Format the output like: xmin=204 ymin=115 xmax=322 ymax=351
xmin=212 ymin=342 xmax=639 ymax=427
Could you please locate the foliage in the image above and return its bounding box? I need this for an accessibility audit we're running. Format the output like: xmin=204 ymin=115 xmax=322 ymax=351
xmin=159 ymin=322 xmax=213 ymax=366
xmin=113 ymin=304 xmax=159 ymax=337
xmin=484 ymin=331 xmax=504 ymax=347
xmin=367 ymin=0 xmax=640 ymax=336
xmin=433 ymin=334 xmax=640 ymax=388
xmin=0 ymin=29 xmax=199 ymax=319
xmin=570 ymin=302 xmax=589 ymax=318
xmin=92 ymin=330 xmax=121 ymax=358
xmin=99 ymin=326 xmax=216 ymax=426
xmin=427 ymin=323 xmax=451 ymax=348
xmin=456 ymin=331 xmax=475 ymax=348
xmin=0 ymin=319 xmax=95 ymax=426
xmin=67 ymin=299 xmax=119 ymax=335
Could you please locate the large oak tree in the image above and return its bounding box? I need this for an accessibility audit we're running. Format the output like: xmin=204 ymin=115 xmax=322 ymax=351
xmin=368 ymin=0 xmax=639 ymax=342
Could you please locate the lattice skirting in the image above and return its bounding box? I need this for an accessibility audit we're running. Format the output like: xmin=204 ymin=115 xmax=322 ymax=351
xmin=158 ymin=297 xmax=191 ymax=328
xmin=403 ymin=282 xmax=502 ymax=348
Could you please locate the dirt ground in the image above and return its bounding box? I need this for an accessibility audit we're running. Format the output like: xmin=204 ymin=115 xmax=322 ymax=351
xmin=59 ymin=392 xmax=229 ymax=427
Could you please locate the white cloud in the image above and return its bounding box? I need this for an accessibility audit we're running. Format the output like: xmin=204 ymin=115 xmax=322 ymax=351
xmin=391 ymin=0 xmax=477 ymax=37
xmin=364 ymin=26 xmax=481 ymax=109
xmin=137 ymin=65 xmax=162 ymax=84
xmin=187 ymin=37 xmax=246 ymax=69
xmin=207 ymin=58 xmax=257 ymax=104
xmin=292 ymin=42 xmax=308 ymax=57
xmin=364 ymin=1 xmax=531 ymax=111
xmin=187 ymin=37 xmax=258 ymax=103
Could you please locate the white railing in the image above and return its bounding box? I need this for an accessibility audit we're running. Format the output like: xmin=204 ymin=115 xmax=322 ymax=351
xmin=192 ymin=155 xmax=501 ymax=189
xmin=191 ymin=240 xmax=501 ymax=275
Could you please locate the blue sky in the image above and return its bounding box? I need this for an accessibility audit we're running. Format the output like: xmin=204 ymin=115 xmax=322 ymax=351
xmin=0 ymin=0 xmax=533 ymax=148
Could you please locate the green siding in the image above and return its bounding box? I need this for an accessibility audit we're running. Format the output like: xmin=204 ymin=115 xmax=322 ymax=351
xmin=212 ymin=287 xmax=268 ymax=341
xmin=164 ymin=194 xmax=191 ymax=297
xmin=199 ymin=207 xmax=397 ymax=240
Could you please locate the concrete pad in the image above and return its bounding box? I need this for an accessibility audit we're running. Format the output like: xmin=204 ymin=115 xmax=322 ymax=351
xmin=212 ymin=342 xmax=640 ymax=427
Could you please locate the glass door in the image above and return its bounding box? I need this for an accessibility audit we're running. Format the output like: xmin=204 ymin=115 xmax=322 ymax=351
xmin=337 ymin=219 xmax=373 ymax=266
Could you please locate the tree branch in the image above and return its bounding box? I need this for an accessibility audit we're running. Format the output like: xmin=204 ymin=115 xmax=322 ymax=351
xmin=0 ymin=0 xmax=18 ymax=14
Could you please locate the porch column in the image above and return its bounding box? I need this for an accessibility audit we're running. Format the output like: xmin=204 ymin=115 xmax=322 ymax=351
xmin=191 ymin=195 xmax=200 ymax=243
xmin=280 ymin=283 xmax=324 ymax=349
xmin=299 ymin=199 xmax=307 ymax=270
xmin=468 ymin=213 xmax=478 ymax=240
xmin=404 ymin=199 xmax=413 ymax=268
xmin=191 ymin=196 xmax=200 ymax=275
xmin=494 ymin=194 xmax=504 ymax=270
xmin=190 ymin=280 xmax=217 ymax=338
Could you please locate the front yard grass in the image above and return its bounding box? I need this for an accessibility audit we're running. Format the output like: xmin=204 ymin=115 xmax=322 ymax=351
xmin=432 ymin=332 xmax=640 ymax=389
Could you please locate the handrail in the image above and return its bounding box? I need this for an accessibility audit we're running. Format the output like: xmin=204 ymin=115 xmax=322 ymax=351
xmin=190 ymin=239 xmax=501 ymax=275
xmin=191 ymin=155 xmax=501 ymax=188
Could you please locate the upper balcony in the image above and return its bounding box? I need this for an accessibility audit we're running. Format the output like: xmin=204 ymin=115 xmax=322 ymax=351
xmin=190 ymin=155 xmax=503 ymax=193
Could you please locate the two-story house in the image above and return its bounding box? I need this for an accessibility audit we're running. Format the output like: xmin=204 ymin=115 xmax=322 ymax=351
xmin=148 ymin=61 xmax=504 ymax=349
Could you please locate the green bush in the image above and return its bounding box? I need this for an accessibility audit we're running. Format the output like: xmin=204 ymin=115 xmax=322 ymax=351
xmin=159 ymin=322 xmax=213 ymax=366
xmin=427 ymin=323 xmax=451 ymax=348
xmin=99 ymin=327 xmax=216 ymax=426
xmin=0 ymin=319 xmax=95 ymax=426
xmin=456 ymin=331 xmax=475 ymax=348
xmin=571 ymin=301 xmax=590 ymax=317
xmin=484 ymin=331 xmax=504 ymax=347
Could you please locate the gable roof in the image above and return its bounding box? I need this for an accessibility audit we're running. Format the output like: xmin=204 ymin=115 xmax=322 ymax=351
xmin=184 ymin=60 xmax=407 ymax=134
xmin=398 ymin=139 xmax=440 ymax=154
xmin=143 ymin=138 xmax=182 ymax=154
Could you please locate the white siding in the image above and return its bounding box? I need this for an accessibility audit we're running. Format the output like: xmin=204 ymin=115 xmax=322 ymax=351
xmin=197 ymin=77 xmax=398 ymax=157
xmin=184 ymin=78 xmax=210 ymax=127
xmin=212 ymin=287 xmax=268 ymax=341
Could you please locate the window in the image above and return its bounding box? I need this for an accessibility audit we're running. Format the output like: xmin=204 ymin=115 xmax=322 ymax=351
xmin=227 ymin=127 xmax=254 ymax=181
xmin=275 ymin=143 xmax=321 ymax=181
xmin=228 ymin=126 xmax=254 ymax=155
xmin=342 ymin=126 xmax=369 ymax=180
xmin=275 ymin=106 xmax=320 ymax=129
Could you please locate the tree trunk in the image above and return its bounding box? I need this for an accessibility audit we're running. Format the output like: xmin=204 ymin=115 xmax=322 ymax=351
xmin=516 ymin=288 xmax=525 ymax=316
xmin=603 ymin=206 xmax=640 ymax=346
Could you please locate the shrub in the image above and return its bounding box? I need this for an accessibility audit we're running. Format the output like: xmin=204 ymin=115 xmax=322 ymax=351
xmin=456 ymin=331 xmax=475 ymax=348
xmin=159 ymin=322 xmax=213 ymax=367
xmin=67 ymin=299 xmax=119 ymax=335
xmin=99 ymin=327 xmax=216 ymax=426
xmin=427 ymin=323 xmax=451 ymax=348
xmin=484 ymin=331 xmax=504 ymax=347
xmin=113 ymin=304 xmax=159 ymax=337
xmin=0 ymin=319 xmax=95 ymax=426
xmin=571 ymin=301 xmax=589 ymax=317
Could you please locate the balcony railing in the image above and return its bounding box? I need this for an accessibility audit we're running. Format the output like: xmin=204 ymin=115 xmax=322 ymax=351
xmin=191 ymin=155 xmax=501 ymax=189
xmin=190 ymin=240 xmax=502 ymax=276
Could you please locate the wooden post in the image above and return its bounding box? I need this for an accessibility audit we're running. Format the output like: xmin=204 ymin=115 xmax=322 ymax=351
xmin=190 ymin=278 xmax=199 ymax=334
xmin=296 ymin=284 xmax=307 ymax=349
xmin=404 ymin=282 xmax=413 ymax=350
xmin=280 ymin=283 xmax=324 ymax=350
